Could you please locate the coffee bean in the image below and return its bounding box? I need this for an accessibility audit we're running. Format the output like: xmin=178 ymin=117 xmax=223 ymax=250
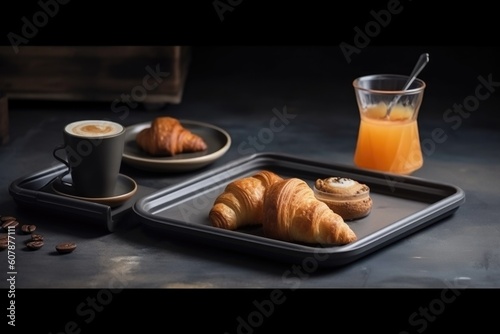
xmin=55 ymin=242 xmax=77 ymax=254
xmin=26 ymin=240 xmax=44 ymax=250
xmin=2 ymin=219 xmax=19 ymax=230
xmin=21 ymin=224 xmax=36 ymax=234
xmin=1 ymin=216 xmax=16 ymax=222
xmin=31 ymin=234 xmax=44 ymax=242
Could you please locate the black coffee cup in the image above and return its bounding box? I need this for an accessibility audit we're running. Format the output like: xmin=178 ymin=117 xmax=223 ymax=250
xmin=53 ymin=120 xmax=126 ymax=198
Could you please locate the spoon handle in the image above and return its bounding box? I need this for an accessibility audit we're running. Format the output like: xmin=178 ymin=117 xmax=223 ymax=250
xmin=386 ymin=53 xmax=429 ymax=118
xmin=402 ymin=53 xmax=429 ymax=91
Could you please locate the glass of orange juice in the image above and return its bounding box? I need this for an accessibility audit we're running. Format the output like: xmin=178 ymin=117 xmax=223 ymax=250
xmin=353 ymin=74 xmax=426 ymax=175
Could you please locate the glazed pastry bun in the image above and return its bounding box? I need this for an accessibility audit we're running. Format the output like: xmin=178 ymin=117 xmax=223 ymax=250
xmin=313 ymin=177 xmax=372 ymax=220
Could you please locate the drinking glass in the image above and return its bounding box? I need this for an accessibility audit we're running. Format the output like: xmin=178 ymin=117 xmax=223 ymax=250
xmin=353 ymin=74 xmax=426 ymax=175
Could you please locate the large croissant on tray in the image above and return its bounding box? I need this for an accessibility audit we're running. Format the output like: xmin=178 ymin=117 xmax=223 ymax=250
xmin=136 ymin=116 xmax=208 ymax=156
xmin=209 ymin=170 xmax=284 ymax=230
xmin=263 ymin=178 xmax=357 ymax=245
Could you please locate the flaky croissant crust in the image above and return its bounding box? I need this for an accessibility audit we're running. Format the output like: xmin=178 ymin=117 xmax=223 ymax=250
xmin=263 ymin=178 xmax=357 ymax=245
xmin=136 ymin=116 xmax=208 ymax=156
xmin=209 ymin=171 xmax=358 ymax=246
xmin=209 ymin=170 xmax=284 ymax=230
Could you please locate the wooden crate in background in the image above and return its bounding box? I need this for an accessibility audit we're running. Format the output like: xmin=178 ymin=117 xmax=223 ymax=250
xmin=0 ymin=46 xmax=190 ymax=104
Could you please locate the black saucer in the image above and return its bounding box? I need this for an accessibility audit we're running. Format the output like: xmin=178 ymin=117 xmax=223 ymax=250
xmin=52 ymin=174 xmax=138 ymax=207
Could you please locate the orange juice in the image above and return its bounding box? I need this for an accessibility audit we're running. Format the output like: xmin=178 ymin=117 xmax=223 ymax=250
xmin=354 ymin=103 xmax=423 ymax=174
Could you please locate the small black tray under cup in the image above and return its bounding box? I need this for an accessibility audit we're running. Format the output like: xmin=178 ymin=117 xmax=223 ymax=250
xmin=9 ymin=164 xmax=155 ymax=232
xmin=132 ymin=153 xmax=466 ymax=267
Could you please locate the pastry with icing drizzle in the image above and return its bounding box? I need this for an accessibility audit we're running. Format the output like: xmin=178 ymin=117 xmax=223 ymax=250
xmin=313 ymin=177 xmax=372 ymax=220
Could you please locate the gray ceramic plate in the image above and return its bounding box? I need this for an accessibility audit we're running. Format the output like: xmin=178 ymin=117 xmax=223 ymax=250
xmin=122 ymin=120 xmax=231 ymax=172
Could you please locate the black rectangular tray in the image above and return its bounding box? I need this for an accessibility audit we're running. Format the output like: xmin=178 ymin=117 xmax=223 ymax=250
xmin=133 ymin=152 xmax=466 ymax=267
xmin=9 ymin=164 xmax=156 ymax=233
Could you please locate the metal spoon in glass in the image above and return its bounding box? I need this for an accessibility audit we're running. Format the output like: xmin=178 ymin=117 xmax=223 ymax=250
xmin=385 ymin=53 xmax=430 ymax=119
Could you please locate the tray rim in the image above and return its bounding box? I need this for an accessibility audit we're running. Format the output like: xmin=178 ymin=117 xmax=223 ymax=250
xmin=132 ymin=152 xmax=466 ymax=267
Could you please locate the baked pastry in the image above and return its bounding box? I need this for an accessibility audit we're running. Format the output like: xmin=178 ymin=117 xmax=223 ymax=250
xmin=136 ymin=116 xmax=208 ymax=156
xmin=263 ymin=178 xmax=357 ymax=245
xmin=313 ymin=177 xmax=372 ymax=220
xmin=209 ymin=170 xmax=284 ymax=230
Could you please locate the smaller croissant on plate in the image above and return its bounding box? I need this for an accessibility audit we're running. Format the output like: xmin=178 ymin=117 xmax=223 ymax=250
xmin=136 ymin=116 xmax=208 ymax=156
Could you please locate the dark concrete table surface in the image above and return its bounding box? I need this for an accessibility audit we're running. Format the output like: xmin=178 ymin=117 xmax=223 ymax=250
xmin=1 ymin=45 xmax=499 ymax=330
xmin=0 ymin=46 xmax=500 ymax=333
xmin=2 ymin=45 xmax=500 ymax=288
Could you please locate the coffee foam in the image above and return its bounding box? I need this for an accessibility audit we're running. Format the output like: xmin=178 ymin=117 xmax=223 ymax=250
xmin=66 ymin=121 xmax=123 ymax=137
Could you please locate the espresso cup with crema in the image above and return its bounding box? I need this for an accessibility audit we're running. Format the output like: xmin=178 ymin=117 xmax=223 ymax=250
xmin=53 ymin=120 xmax=126 ymax=198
